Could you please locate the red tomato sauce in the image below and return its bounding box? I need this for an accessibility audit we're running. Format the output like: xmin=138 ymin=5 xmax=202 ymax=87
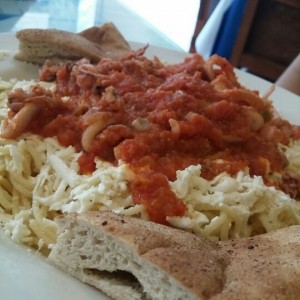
xmin=6 ymin=51 xmax=299 ymax=223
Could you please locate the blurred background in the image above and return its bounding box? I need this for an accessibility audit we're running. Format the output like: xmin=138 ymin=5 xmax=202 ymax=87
xmin=0 ymin=0 xmax=198 ymax=52
xmin=0 ymin=0 xmax=299 ymax=83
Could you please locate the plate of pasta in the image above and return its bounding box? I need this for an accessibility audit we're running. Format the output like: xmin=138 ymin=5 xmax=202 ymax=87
xmin=0 ymin=32 xmax=300 ymax=300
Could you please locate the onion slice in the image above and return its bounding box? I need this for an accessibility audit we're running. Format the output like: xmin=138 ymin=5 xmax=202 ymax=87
xmin=0 ymin=103 xmax=41 ymax=139
xmin=81 ymin=116 xmax=114 ymax=152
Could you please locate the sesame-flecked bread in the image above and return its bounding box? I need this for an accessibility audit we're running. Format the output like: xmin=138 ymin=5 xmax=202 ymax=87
xmin=49 ymin=212 xmax=300 ymax=300
xmin=15 ymin=23 xmax=131 ymax=65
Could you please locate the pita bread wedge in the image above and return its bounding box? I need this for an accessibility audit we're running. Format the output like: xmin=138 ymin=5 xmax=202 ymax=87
xmin=14 ymin=23 xmax=131 ymax=65
xmin=215 ymin=226 xmax=300 ymax=300
xmin=49 ymin=212 xmax=300 ymax=300
xmin=15 ymin=28 xmax=106 ymax=64
xmin=79 ymin=23 xmax=131 ymax=59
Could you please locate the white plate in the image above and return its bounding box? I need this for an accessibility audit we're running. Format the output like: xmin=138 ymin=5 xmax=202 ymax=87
xmin=0 ymin=33 xmax=299 ymax=300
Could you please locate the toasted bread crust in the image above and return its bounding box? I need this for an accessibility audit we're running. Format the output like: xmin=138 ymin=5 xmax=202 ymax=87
xmin=49 ymin=212 xmax=300 ymax=300
xmin=15 ymin=23 xmax=131 ymax=64
xmin=15 ymin=29 xmax=105 ymax=63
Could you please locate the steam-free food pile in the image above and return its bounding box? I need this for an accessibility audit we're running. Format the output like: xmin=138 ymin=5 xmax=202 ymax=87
xmin=0 ymin=39 xmax=299 ymax=254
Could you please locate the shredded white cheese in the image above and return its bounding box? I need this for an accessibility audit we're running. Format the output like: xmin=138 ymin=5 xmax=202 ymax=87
xmin=168 ymin=165 xmax=300 ymax=240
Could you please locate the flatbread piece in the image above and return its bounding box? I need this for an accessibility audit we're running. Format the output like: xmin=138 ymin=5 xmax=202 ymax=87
xmin=49 ymin=212 xmax=300 ymax=300
xmin=15 ymin=23 xmax=131 ymax=64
